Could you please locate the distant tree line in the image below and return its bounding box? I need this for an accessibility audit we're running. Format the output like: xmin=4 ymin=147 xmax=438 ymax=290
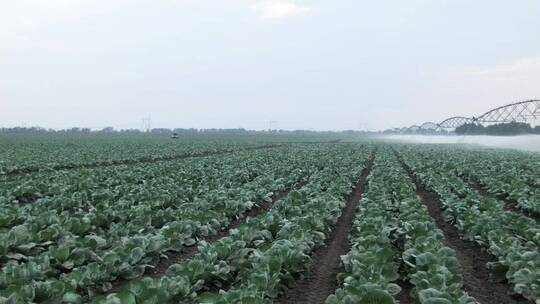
xmin=3 ymin=124 xmax=539 ymax=136
xmin=0 ymin=126 xmax=372 ymax=136
xmin=455 ymin=122 xmax=540 ymax=135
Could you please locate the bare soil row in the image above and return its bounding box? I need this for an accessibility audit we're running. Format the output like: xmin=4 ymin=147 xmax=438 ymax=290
xmin=278 ymin=148 xmax=377 ymax=304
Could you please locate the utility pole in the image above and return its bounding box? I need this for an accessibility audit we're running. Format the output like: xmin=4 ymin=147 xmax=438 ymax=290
xmin=267 ymin=120 xmax=278 ymax=131
xmin=141 ymin=117 xmax=152 ymax=132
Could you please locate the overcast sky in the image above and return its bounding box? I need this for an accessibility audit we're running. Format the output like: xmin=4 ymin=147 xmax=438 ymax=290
xmin=1 ymin=0 xmax=539 ymax=130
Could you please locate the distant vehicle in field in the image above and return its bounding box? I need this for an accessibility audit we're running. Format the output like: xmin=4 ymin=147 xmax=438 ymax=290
xmin=171 ymin=132 xmax=179 ymax=139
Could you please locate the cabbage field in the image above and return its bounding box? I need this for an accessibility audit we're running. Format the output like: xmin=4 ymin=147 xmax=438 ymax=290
xmin=0 ymin=137 xmax=539 ymax=304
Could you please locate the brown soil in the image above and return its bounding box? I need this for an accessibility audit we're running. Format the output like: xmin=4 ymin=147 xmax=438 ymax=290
xmin=396 ymin=235 xmax=415 ymax=304
xmin=3 ymin=144 xmax=283 ymax=177
xmin=92 ymin=179 xmax=307 ymax=299
xmin=278 ymin=148 xmax=377 ymax=304
xmin=467 ymin=180 xmax=540 ymax=225
xmin=394 ymin=149 xmax=532 ymax=304
xmin=397 ymin=280 xmax=415 ymax=304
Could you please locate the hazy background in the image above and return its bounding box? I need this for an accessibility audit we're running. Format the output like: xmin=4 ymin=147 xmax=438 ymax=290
xmin=384 ymin=135 xmax=540 ymax=152
xmin=1 ymin=0 xmax=539 ymax=130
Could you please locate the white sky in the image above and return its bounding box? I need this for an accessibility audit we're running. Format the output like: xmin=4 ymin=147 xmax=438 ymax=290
xmin=1 ymin=0 xmax=539 ymax=130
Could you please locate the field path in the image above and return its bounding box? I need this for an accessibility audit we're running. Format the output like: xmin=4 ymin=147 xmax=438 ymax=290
xmin=93 ymin=178 xmax=308 ymax=298
xmin=278 ymin=148 xmax=377 ymax=304
xmin=394 ymin=149 xmax=531 ymax=304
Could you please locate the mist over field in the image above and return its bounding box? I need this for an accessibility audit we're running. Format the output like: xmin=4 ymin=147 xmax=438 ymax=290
xmin=383 ymin=134 xmax=540 ymax=152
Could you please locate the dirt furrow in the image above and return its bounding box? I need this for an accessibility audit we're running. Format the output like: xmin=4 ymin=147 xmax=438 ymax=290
xmin=278 ymin=149 xmax=377 ymax=304
xmin=3 ymin=144 xmax=284 ymax=177
xmin=90 ymin=179 xmax=307 ymax=299
xmin=393 ymin=149 xmax=530 ymax=304
xmin=397 ymin=280 xmax=415 ymax=304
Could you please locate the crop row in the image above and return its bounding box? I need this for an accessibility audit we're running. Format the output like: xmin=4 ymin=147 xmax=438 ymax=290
xmin=94 ymin=146 xmax=373 ymax=304
xmin=328 ymin=146 xmax=474 ymax=304
xmin=1 ymin=146 xmax=336 ymax=303
xmin=396 ymin=145 xmax=540 ymax=302
xmin=0 ymin=136 xmax=265 ymax=175
xmin=403 ymin=145 xmax=540 ymax=215
xmin=1 ymin=149 xmax=296 ymax=266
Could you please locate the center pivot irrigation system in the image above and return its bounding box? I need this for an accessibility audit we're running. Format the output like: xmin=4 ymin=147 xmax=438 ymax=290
xmin=401 ymin=99 xmax=540 ymax=132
